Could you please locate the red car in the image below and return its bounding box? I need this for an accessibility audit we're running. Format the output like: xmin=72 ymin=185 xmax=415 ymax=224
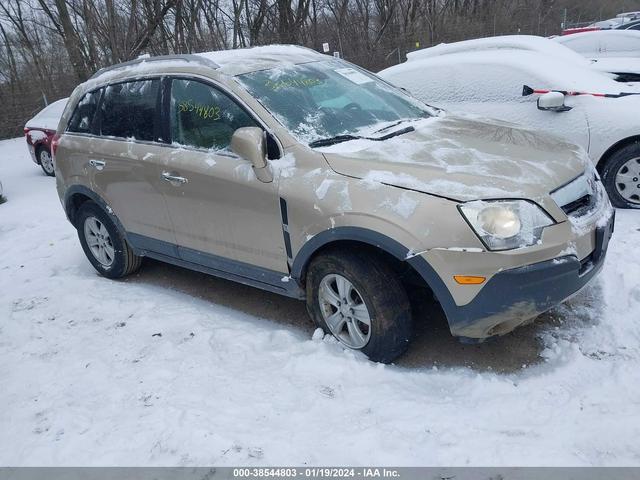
xmin=24 ymin=98 xmax=68 ymax=176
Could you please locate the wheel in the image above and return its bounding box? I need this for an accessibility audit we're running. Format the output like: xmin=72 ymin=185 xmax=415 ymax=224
xmin=37 ymin=147 xmax=55 ymax=177
xmin=601 ymin=142 xmax=640 ymax=208
xmin=76 ymin=202 xmax=142 ymax=278
xmin=306 ymin=250 xmax=412 ymax=363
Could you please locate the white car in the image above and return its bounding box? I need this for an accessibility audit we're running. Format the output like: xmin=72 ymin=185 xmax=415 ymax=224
xmin=379 ymin=40 xmax=640 ymax=208
xmin=406 ymin=34 xmax=640 ymax=82
xmin=554 ymin=30 xmax=640 ymax=81
xmin=554 ymin=30 xmax=640 ymax=57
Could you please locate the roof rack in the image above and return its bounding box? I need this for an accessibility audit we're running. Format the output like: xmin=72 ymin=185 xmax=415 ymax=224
xmin=90 ymin=54 xmax=220 ymax=80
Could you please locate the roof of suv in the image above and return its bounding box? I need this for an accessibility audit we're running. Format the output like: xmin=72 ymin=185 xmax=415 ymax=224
xmin=88 ymin=45 xmax=326 ymax=87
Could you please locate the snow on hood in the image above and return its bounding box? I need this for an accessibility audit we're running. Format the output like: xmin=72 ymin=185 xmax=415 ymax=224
xmin=317 ymin=113 xmax=590 ymax=202
xmin=589 ymin=57 xmax=640 ymax=76
xmin=25 ymin=98 xmax=68 ymax=131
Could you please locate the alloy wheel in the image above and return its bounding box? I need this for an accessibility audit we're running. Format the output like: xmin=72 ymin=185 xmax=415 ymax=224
xmin=40 ymin=150 xmax=54 ymax=175
xmin=318 ymin=273 xmax=372 ymax=349
xmin=83 ymin=216 xmax=115 ymax=267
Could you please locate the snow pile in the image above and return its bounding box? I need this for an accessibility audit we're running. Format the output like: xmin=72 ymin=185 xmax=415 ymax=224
xmin=1 ymin=137 xmax=640 ymax=466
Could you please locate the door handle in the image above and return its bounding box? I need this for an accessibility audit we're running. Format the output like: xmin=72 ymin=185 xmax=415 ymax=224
xmin=89 ymin=159 xmax=105 ymax=170
xmin=162 ymin=171 xmax=188 ymax=184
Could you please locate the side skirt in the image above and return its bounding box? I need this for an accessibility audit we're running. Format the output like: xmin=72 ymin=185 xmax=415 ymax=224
xmin=128 ymin=233 xmax=304 ymax=300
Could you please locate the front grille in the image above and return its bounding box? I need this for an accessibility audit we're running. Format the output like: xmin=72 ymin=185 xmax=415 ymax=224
xmin=561 ymin=193 xmax=595 ymax=216
xmin=551 ymin=173 xmax=600 ymax=219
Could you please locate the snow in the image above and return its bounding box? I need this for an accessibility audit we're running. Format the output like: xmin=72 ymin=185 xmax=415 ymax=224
xmin=554 ymin=30 xmax=640 ymax=58
xmin=1 ymin=136 xmax=640 ymax=466
xmin=24 ymin=98 xmax=68 ymax=131
xmin=197 ymin=45 xmax=325 ymax=76
xmin=589 ymin=57 xmax=640 ymax=77
xmin=407 ymin=35 xmax=592 ymax=67
xmin=381 ymin=49 xmax=623 ymax=95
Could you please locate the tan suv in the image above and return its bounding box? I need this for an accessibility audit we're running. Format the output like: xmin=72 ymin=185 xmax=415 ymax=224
xmin=54 ymin=46 xmax=615 ymax=363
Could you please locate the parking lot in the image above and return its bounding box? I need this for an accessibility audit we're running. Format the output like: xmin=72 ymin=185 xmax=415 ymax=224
xmin=1 ymin=136 xmax=640 ymax=465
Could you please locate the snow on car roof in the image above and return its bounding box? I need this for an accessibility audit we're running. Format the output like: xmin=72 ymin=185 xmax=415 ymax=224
xmin=197 ymin=44 xmax=327 ymax=75
xmin=554 ymin=30 xmax=640 ymax=57
xmin=381 ymin=49 xmax=627 ymax=93
xmin=25 ymin=97 xmax=69 ymax=130
xmin=85 ymin=45 xmax=325 ymax=88
xmin=406 ymin=35 xmax=591 ymax=67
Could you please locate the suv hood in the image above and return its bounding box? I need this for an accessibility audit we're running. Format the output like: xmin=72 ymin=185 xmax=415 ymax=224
xmin=317 ymin=113 xmax=590 ymax=202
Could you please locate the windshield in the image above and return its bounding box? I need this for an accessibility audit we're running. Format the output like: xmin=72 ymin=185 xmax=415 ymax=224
xmin=236 ymin=60 xmax=432 ymax=144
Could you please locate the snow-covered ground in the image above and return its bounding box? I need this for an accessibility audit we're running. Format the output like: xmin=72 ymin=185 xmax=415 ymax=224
xmin=1 ymin=136 xmax=639 ymax=466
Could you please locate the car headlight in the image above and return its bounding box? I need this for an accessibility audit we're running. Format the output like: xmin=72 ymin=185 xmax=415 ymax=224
xmin=459 ymin=200 xmax=554 ymax=251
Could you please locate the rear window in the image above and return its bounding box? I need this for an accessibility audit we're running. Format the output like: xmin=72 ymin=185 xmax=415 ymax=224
xmin=67 ymin=90 xmax=100 ymax=134
xmin=99 ymin=79 xmax=160 ymax=141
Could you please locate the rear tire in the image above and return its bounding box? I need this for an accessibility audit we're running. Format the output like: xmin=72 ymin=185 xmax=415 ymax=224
xmin=306 ymin=249 xmax=412 ymax=363
xmin=37 ymin=147 xmax=55 ymax=177
xmin=76 ymin=202 xmax=142 ymax=279
xmin=601 ymin=142 xmax=640 ymax=208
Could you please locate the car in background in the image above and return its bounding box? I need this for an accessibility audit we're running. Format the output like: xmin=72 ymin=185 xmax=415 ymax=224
xmin=407 ymin=35 xmax=640 ymax=83
xmin=562 ymin=12 xmax=640 ymax=35
xmin=24 ymin=97 xmax=68 ymax=176
xmin=554 ymin=30 xmax=640 ymax=58
xmin=379 ymin=40 xmax=640 ymax=208
xmin=616 ymin=19 xmax=640 ymax=30
xmin=554 ymin=30 xmax=640 ymax=82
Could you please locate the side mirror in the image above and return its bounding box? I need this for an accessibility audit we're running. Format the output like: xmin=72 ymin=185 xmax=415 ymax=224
xmin=230 ymin=127 xmax=273 ymax=183
xmin=537 ymin=91 xmax=572 ymax=112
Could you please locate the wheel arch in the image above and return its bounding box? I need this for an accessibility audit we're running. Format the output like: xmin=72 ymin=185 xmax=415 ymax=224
xmin=64 ymin=186 xmax=127 ymax=238
xmin=596 ymin=135 xmax=640 ymax=174
xmin=291 ymin=227 xmax=458 ymax=318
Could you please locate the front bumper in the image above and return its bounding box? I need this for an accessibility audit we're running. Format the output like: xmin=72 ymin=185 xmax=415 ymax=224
xmin=437 ymin=211 xmax=615 ymax=339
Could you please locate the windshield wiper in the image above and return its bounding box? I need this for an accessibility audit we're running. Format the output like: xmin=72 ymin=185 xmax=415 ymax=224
xmin=309 ymin=126 xmax=414 ymax=148
xmin=373 ymin=119 xmax=414 ymax=134
xmin=309 ymin=134 xmax=361 ymax=148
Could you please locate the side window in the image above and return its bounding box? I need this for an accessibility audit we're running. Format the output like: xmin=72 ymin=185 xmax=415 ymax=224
xmin=170 ymin=78 xmax=258 ymax=150
xmin=67 ymin=89 xmax=100 ymax=133
xmin=99 ymin=79 xmax=160 ymax=141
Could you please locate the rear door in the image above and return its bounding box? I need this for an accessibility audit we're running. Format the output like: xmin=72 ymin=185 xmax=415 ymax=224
xmin=87 ymin=78 xmax=177 ymax=253
xmin=158 ymin=77 xmax=288 ymax=273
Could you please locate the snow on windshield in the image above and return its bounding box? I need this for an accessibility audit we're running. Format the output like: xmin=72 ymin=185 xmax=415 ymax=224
xmin=235 ymin=60 xmax=434 ymax=144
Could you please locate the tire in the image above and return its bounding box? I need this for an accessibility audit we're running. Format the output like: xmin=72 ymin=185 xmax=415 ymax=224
xmin=600 ymin=142 xmax=640 ymax=209
xmin=37 ymin=146 xmax=55 ymax=177
xmin=76 ymin=202 xmax=142 ymax=279
xmin=306 ymin=249 xmax=412 ymax=363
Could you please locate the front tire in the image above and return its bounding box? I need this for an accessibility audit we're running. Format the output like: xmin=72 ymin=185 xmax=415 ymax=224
xmin=37 ymin=147 xmax=55 ymax=177
xmin=306 ymin=250 xmax=412 ymax=363
xmin=76 ymin=202 xmax=142 ymax=279
xmin=601 ymin=142 xmax=640 ymax=208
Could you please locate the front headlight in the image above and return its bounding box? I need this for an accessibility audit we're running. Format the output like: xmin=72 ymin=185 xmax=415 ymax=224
xmin=459 ymin=200 xmax=554 ymax=251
